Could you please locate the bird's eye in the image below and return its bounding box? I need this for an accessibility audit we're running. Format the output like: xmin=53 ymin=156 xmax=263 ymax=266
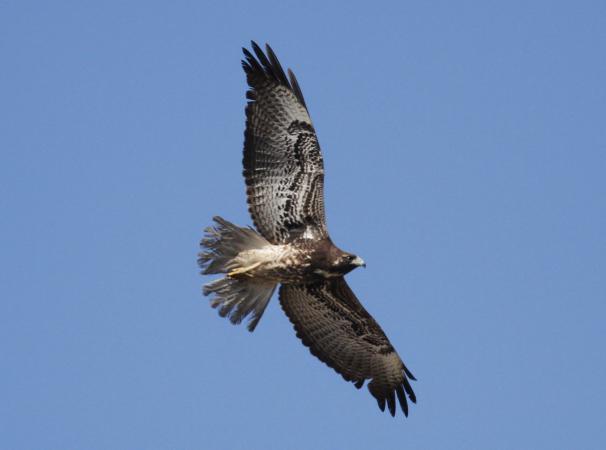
xmin=346 ymin=255 xmax=355 ymax=262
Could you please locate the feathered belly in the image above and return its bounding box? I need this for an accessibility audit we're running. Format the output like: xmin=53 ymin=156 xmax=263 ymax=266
xmin=228 ymin=244 xmax=310 ymax=283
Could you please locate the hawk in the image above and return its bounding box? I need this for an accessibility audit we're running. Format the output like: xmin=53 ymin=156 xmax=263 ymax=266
xmin=198 ymin=42 xmax=416 ymax=417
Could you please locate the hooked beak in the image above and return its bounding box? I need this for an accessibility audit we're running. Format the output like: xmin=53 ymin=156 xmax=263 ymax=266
xmin=351 ymin=256 xmax=366 ymax=268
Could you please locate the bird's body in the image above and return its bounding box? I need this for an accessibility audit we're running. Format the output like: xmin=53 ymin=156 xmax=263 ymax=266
xmin=201 ymin=218 xmax=362 ymax=284
xmin=227 ymin=242 xmax=305 ymax=282
xmin=229 ymin=239 xmax=363 ymax=282
xmin=198 ymin=42 xmax=416 ymax=417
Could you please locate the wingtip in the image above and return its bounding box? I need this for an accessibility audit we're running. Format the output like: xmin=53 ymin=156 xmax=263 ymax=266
xmin=241 ymin=41 xmax=308 ymax=109
xmin=404 ymin=364 xmax=416 ymax=381
xmin=377 ymin=397 xmax=386 ymax=412
xmin=387 ymin=390 xmax=396 ymax=417
xmin=402 ymin=374 xmax=417 ymax=404
xmin=396 ymin=384 xmax=409 ymax=417
xmin=250 ymin=40 xmax=261 ymax=56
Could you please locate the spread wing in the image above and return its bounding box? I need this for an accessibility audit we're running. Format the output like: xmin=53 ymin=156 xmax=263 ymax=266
xmin=279 ymin=278 xmax=416 ymax=417
xmin=242 ymin=42 xmax=327 ymax=244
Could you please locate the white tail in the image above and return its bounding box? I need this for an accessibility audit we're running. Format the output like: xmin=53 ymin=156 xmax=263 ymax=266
xmin=198 ymin=216 xmax=277 ymax=331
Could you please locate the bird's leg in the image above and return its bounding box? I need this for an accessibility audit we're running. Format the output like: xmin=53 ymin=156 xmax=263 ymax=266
xmin=227 ymin=261 xmax=262 ymax=278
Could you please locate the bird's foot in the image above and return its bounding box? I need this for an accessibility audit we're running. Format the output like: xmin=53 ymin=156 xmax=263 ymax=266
xmin=227 ymin=261 xmax=262 ymax=278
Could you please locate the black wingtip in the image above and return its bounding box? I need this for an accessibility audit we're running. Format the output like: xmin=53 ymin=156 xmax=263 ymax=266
xmin=246 ymin=319 xmax=259 ymax=333
xmin=403 ymin=363 xmax=416 ymax=381
xmin=396 ymin=384 xmax=409 ymax=417
xmin=265 ymin=43 xmax=290 ymax=86
xmin=241 ymin=41 xmax=308 ymax=109
xmin=288 ymin=68 xmax=307 ymax=109
xmin=377 ymin=397 xmax=386 ymax=412
xmin=403 ymin=376 xmax=417 ymax=404
xmin=387 ymin=390 xmax=396 ymax=417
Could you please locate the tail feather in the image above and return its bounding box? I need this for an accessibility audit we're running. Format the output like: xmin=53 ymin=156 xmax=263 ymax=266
xmin=199 ymin=216 xmax=277 ymax=332
xmin=198 ymin=216 xmax=269 ymax=274
xmin=203 ymin=277 xmax=276 ymax=331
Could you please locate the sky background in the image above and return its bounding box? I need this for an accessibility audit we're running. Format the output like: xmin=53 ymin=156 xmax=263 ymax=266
xmin=2 ymin=1 xmax=605 ymax=449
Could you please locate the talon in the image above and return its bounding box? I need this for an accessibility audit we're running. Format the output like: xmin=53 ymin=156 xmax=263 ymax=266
xmin=228 ymin=262 xmax=262 ymax=278
xmin=228 ymin=268 xmax=245 ymax=278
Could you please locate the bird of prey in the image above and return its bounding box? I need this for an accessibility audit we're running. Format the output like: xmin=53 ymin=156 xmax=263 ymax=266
xmin=198 ymin=42 xmax=416 ymax=417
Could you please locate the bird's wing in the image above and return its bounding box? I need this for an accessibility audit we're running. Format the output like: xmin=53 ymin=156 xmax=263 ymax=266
xmin=279 ymin=278 xmax=416 ymax=417
xmin=242 ymin=42 xmax=327 ymax=244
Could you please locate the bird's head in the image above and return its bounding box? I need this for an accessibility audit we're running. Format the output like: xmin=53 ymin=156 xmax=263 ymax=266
xmin=312 ymin=245 xmax=366 ymax=278
xmin=332 ymin=253 xmax=366 ymax=275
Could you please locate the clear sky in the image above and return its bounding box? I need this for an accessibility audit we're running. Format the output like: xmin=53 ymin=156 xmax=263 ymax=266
xmin=2 ymin=1 xmax=605 ymax=449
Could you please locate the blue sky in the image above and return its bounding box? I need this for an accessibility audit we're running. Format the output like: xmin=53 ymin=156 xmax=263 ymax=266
xmin=2 ymin=1 xmax=605 ymax=449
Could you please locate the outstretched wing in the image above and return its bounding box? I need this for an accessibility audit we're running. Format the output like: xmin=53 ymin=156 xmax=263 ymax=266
xmin=279 ymin=278 xmax=416 ymax=417
xmin=242 ymin=42 xmax=327 ymax=244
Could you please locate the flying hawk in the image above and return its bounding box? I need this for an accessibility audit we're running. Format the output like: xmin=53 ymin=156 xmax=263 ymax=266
xmin=198 ymin=42 xmax=416 ymax=417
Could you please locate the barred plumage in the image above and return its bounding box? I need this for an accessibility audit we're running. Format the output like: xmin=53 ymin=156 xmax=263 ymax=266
xmin=198 ymin=42 xmax=416 ymax=417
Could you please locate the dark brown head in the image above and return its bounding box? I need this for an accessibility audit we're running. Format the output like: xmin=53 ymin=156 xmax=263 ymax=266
xmin=332 ymin=253 xmax=366 ymax=274
xmin=312 ymin=243 xmax=366 ymax=278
